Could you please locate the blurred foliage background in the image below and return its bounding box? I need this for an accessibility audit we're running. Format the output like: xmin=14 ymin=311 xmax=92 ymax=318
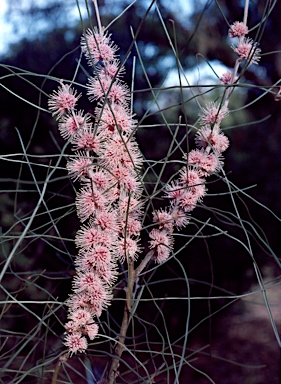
xmin=0 ymin=0 xmax=281 ymax=383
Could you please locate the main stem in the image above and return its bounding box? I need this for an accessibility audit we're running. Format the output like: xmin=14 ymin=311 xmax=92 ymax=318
xmin=106 ymin=250 xmax=154 ymax=383
xmin=106 ymin=259 xmax=135 ymax=384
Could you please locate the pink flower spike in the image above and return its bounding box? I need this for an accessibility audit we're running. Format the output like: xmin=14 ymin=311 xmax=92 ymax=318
xmin=187 ymin=149 xmax=222 ymax=176
xmin=99 ymin=60 xmax=125 ymax=79
xmin=81 ymin=28 xmax=118 ymax=64
xmin=228 ymin=21 xmax=248 ymax=38
xmin=87 ymin=75 xmax=129 ymax=103
xmin=58 ymin=111 xmax=91 ymax=140
xmin=152 ymin=209 xmax=174 ymax=232
xmin=149 ymin=228 xmax=173 ymax=248
xmin=84 ymin=323 xmax=99 ymax=340
xmin=233 ymin=37 xmax=261 ymax=65
xmin=75 ymin=187 xmax=107 ymax=222
xmin=66 ymin=154 xmax=93 ymax=181
xmin=117 ymin=236 xmax=139 ymax=261
xmin=71 ymin=129 xmax=101 ymax=152
xmin=70 ymin=309 xmax=92 ymax=325
xmin=149 ymin=229 xmax=174 ymax=264
xmin=172 ymin=208 xmax=190 ymax=230
xmin=64 ymin=332 xmax=88 ymax=355
xmin=179 ymin=190 xmax=198 ymax=213
xmin=219 ymin=71 xmax=237 ymax=85
xmin=95 ymin=103 xmax=135 ymax=136
xmin=48 ymin=83 xmax=81 ymax=119
xmin=195 ymin=125 xmax=230 ymax=154
xmin=199 ymin=102 xmax=228 ymax=126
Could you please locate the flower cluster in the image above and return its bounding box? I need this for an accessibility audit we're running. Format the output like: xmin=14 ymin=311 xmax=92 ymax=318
xmin=229 ymin=21 xmax=261 ymax=65
xmin=48 ymin=27 xmax=143 ymax=354
xmin=48 ymin=15 xmax=261 ymax=354
xmin=148 ymin=101 xmax=230 ymax=263
xmin=148 ymin=18 xmax=261 ymax=264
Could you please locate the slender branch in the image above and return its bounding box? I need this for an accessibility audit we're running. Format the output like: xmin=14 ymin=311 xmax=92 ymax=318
xmin=243 ymin=0 xmax=250 ymax=25
xmin=135 ymin=250 xmax=154 ymax=278
xmin=51 ymin=353 xmax=69 ymax=384
xmin=92 ymin=0 xmax=102 ymax=33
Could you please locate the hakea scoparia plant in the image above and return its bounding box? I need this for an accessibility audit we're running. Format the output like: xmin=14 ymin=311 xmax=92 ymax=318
xmin=48 ymin=12 xmax=261 ymax=357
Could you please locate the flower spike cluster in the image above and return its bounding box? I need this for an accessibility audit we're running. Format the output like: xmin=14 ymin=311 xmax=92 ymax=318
xmin=48 ymin=27 xmax=143 ymax=355
xmin=229 ymin=21 xmax=261 ymax=65
xmin=149 ymin=101 xmax=230 ymax=264
xmin=148 ymin=18 xmax=261 ymax=264
xmin=49 ymin=14 xmax=261 ymax=355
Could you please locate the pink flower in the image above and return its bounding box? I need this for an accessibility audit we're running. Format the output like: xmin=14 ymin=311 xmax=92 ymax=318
xmin=70 ymin=309 xmax=92 ymax=325
xmin=172 ymin=208 xmax=190 ymax=229
xmin=165 ymin=180 xmax=184 ymax=200
xmin=228 ymin=21 xmax=248 ymax=38
xmin=199 ymin=102 xmax=228 ymax=126
xmin=187 ymin=149 xmax=221 ymax=176
xmin=149 ymin=228 xmax=173 ymax=248
xmin=155 ymin=245 xmax=171 ymax=264
xmin=75 ymin=223 xmax=114 ymax=250
xmin=85 ymin=288 xmax=112 ymax=317
xmin=81 ymin=245 xmax=112 ymax=266
xmin=233 ymin=37 xmax=261 ymax=64
xmin=94 ymin=209 xmax=118 ymax=231
xmin=65 ymin=320 xmax=80 ymax=334
xmin=48 ymin=83 xmax=81 ymax=119
xmin=84 ymin=323 xmax=99 ymax=340
xmin=195 ymin=125 xmax=230 ymax=153
xmin=58 ymin=111 xmax=91 ymax=139
xmin=66 ymin=155 xmax=93 ymax=181
xmin=102 ymin=135 xmax=143 ymax=169
xmin=73 ymin=271 xmax=104 ymax=293
xmin=219 ymin=71 xmax=237 ymax=85
xmin=72 ymin=272 xmax=112 ymax=314
xmin=152 ymin=209 xmax=174 ymax=232
xmin=91 ymin=169 xmax=110 ymax=190
xmin=95 ymin=262 xmax=118 ymax=285
xmin=121 ymin=217 xmax=142 ymax=236
xmin=178 ymin=168 xmax=206 ymax=203
xmin=81 ymin=28 xmax=118 ymax=64
xmin=66 ymin=291 xmax=92 ymax=313
xmin=201 ymin=153 xmax=222 ymax=175
xmin=118 ymin=195 xmax=143 ymax=218
xmin=179 ymin=168 xmax=204 ymax=188
xmin=110 ymin=165 xmax=141 ymax=193
xmin=149 ymin=229 xmax=173 ymax=264
xmin=87 ymin=75 xmax=129 ymax=103
xmin=71 ymin=129 xmax=101 ymax=152
xmin=95 ymin=103 xmax=135 ymax=136
xmin=117 ymin=236 xmax=139 ymax=261
xmin=64 ymin=332 xmax=88 ymax=354
xmin=99 ymin=59 xmax=125 ymax=78
xmin=179 ymin=190 xmax=198 ymax=212
xmin=76 ymin=187 xmax=107 ymax=222
xmin=75 ymin=225 xmax=99 ymax=249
